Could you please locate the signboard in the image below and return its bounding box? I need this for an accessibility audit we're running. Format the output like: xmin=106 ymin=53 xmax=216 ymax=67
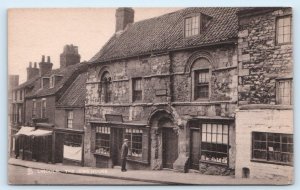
xmin=155 ymin=89 xmax=167 ymax=96
xmin=105 ymin=114 xmax=123 ymax=123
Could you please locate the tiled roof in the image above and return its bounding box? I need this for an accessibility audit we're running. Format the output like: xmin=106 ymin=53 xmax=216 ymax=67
xmin=26 ymin=62 xmax=88 ymax=98
xmin=56 ymin=72 xmax=87 ymax=107
xmin=13 ymin=75 xmax=40 ymax=90
xmin=90 ymin=7 xmax=239 ymax=63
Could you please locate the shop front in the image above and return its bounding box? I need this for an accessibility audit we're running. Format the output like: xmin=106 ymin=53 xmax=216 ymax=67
xmin=14 ymin=124 xmax=53 ymax=163
xmin=53 ymin=128 xmax=84 ymax=166
xmin=187 ymin=118 xmax=235 ymax=175
xmin=90 ymin=121 xmax=150 ymax=170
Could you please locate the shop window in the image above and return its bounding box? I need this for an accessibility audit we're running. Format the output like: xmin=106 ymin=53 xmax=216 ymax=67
xmin=124 ymin=128 xmax=143 ymax=158
xmin=132 ymin=78 xmax=142 ymax=102
xmin=252 ymin=132 xmax=293 ymax=165
xmin=195 ymin=69 xmax=209 ymax=99
xmin=185 ymin=15 xmax=200 ymax=37
xmin=276 ymin=16 xmax=292 ymax=44
xmin=63 ymin=133 xmax=82 ymax=161
xmin=41 ymin=99 xmax=46 ymax=118
xmin=201 ymin=123 xmax=229 ymax=164
xmin=276 ymin=79 xmax=292 ymax=105
xmin=100 ymin=71 xmax=112 ymax=103
xmin=67 ymin=111 xmax=73 ymax=129
xmin=95 ymin=126 xmax=110 ymax=156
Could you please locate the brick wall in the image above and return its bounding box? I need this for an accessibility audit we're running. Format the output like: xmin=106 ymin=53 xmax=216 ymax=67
xmin=25 ymin=96 xmax=56 ymax=124
xmin=55 ymin=108 xmax=85 ymax=130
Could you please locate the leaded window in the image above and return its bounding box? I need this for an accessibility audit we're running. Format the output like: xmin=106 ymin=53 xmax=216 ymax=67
xmin=276 ymin=79 xmax=292 ymax=105
xmin=67 ymin=111 xmax=73 ymax=129
xmin=133 ymin=78 xmax=142 ymax=102
xmin=277 ymin=16 xmax=292 ymax=44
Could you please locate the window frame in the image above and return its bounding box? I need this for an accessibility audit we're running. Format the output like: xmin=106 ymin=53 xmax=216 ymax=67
xmin=66 ymin=110 xmax=73 ymax=129
xmin=132 ymin=78 xmax=143 ymax=102
xmin=32 ymin=99 xmax=37 ymax=118
xmin=276 ymin=15 xmax=292 ymax=45
xmin=276 ymin=78 xmax=293 ymax=105
xmin=200 ymin=122 xmax=230 ymax=166
xmin=251 ymin=132 xmax=293 ymax=166
xmin=193 ymin=69 xmax=210 ymax=100
xmin=41 ymin=99 xmax=46 ymax=118
xmin=95 ymin=126 xmax=111 ymax=156
xmin=50 ymin=75 xmax=55 ymax=88
xmin=124 ymin=128 xmax=143 ymax=159
xmin=99 ymin=71 xmax=112 ymax=103
xmin=184 ymin=15 xmax=201 ymax=38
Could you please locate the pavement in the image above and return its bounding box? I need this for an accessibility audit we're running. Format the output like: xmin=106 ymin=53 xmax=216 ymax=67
xmin=8 ymin=158 xmax=291 ymax=185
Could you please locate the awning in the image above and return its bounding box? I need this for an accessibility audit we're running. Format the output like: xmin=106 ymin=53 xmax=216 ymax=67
xmin=14 ymin=127 xmax=52 ymax=137
xmin=28 ymin=129 xmax=52 ymax=137
xmin=14 ymin=126 xmax=35 ymax=136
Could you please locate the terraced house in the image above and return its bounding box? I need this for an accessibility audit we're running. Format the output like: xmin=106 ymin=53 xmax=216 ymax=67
xmin=12 ymin=45 xmax=88 ymax=166
xmin=84 ymin=7 xmax=239 ymax=175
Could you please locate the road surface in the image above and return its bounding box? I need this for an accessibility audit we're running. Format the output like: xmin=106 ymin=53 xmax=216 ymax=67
xmin=8 ymin=164 xmax=158 ymax=185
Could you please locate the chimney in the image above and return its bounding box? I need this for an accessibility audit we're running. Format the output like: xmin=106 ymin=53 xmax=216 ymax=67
xmin=115 ymin=7 xmax=134 ymax=33
xmin=60 ymin=44 xmax=81 ymax=68
xmin=27 ymin=61 xmax=39 ymax=80
xmin=39 ymin=55 xmax=53 ymax=76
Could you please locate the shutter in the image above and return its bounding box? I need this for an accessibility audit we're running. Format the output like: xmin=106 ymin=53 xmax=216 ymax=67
xmin=142 ymin=128 xmax=150 ymax=163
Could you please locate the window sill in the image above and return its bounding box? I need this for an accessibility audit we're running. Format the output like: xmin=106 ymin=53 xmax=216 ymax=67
xmin=200 ymin=160 xmax=228 ymax=166
xmin=127 ymin=157 xmax=149 ymax=164
xmin=93 ymin=152 xmax=110 ymax=158
xmin=250 ymin=159 xmax=293 ymax=166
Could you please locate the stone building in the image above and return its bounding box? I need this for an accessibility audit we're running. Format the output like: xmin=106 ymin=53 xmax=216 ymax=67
xmin=84 ymin=8 xmax=239 ymax=175
xmin=235 ymin=8 xmax=293 ymax=180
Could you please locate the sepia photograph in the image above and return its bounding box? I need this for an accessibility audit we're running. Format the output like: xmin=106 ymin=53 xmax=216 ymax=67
xmin=7 ymin=7 xmax=293 ymax=185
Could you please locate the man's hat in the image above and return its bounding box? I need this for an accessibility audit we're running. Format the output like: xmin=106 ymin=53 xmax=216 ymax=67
xmin=124 ymin=139 xmax=129 ymax=142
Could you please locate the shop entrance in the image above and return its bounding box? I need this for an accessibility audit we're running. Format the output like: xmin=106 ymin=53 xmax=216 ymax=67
xmin=162 ymin=126 xmax=178 ymax=169
xmin=111 ymin=128 xmax=123 ymax=166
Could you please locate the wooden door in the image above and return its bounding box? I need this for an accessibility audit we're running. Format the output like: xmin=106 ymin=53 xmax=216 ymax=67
xmin=111 ymin=128 xmax=123 ymax=166
xmin=162 ymin=128 xmax=178 ymax=169
xmin=190 ymin=128 xmax=200 ymax=170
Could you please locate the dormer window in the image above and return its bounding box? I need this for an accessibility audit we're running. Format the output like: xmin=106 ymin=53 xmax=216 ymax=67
xmin=185 ymin=16 xmax=200 ymax=37
xmin=184 ymin=13 xmax=212 ymax=38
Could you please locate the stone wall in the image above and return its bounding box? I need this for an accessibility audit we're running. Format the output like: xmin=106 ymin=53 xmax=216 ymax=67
xmin=238 ymin=8 xmax=293 ymax=105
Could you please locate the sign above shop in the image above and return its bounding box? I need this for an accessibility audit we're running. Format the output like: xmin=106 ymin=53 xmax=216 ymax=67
xmin=105 ymin=114 xmax=123 ymax=123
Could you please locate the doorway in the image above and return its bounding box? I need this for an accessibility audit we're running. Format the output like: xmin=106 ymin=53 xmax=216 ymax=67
xmin=111 ymin=128 xmax=123 ymax=166
xmin=162 ymin=127 xmax=178 ymax=169
xmin=190 ymin=128 xmax=200 ymax=170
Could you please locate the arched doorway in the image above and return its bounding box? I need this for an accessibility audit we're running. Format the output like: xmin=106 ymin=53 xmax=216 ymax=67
xmin=159 ymin=118 xmax=178 ymax=169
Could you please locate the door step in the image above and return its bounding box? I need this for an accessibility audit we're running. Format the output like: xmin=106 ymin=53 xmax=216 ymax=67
xmin=113 ymin=165 xmax=121 ymax=169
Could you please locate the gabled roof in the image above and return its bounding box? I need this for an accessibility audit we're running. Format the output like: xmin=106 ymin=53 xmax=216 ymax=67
xmin=26 ymin=62 xmax=88 ymax=98
xmin=56 ymin=72 xmax=87 ymax=108
xmin=90 ymin=7 xmax=239 ymax=63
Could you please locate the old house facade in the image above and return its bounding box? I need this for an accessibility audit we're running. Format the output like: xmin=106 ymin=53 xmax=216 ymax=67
xmin=235 ymin=8 xmax=293 ymax=180
xmin=13 ymin=45 xmax=87 ymax=165
xmin=84 ymin=8 xmax=239 ymax=175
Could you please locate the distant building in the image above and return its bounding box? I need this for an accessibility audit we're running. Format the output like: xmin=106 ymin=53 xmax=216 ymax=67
xmin=235 ymin=7 xmax=293 ymax=180
xmin=12 ymin=45 xmax=88 ymax=166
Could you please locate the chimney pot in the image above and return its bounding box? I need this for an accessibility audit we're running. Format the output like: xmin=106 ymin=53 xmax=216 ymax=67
xmin=34 ymin=62 xmax=37 ymax=68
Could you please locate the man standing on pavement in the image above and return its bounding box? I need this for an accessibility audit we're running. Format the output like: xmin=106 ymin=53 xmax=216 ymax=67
xmin=121 ymin=139 xmax=129 ymax=172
